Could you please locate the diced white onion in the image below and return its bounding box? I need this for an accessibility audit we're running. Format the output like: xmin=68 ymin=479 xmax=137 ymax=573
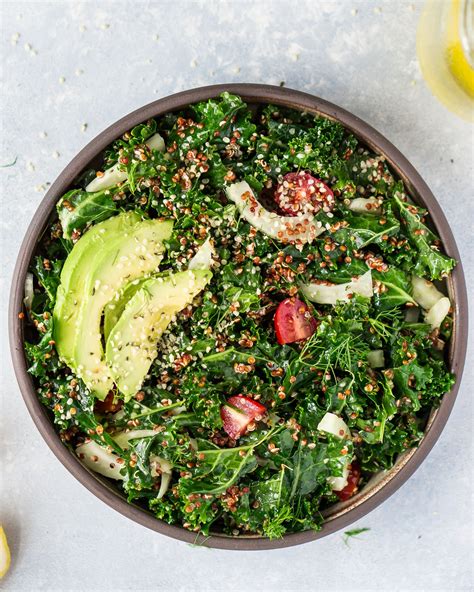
xmin=145 ymin=133 xmax=165 ymax=152
xmin=157 ymin=471 xmax=171 ymax=499
xmin=328 ymin=465 xmax=350 ymax=491
xmin=76 ymin=440 xmax=125 ymax=480
xmin=411 ymin=276 xmax=446 ymax=310
xmin=300 ymin=270 xmax=373 ymax=305
xmin=425 ymin=297 xmax=451 ymax=330
xmin=318 ymin=413 xmax=352 ymax=492
xmin=348 ymin=197 xmax=382 ymax=215
xmin=317 ymin=412 xmax=350 ymax=439
xmin=189 ymin=237 xmax=215 ymax=270
xmin=85 ymin=163 xmax=127 ymax=193
xmin=150 ymin=455 xmax=173 ymax=478
xmin=112 ymin=429 xmax=157 ymax=449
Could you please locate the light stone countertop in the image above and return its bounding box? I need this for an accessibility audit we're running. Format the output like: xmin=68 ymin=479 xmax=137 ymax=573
xmin=1 ymin=1 xmax=473 ymax=591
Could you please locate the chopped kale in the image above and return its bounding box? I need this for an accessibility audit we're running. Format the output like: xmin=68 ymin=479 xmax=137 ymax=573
xmin=24 ymin=93 xmax=456 ymax=539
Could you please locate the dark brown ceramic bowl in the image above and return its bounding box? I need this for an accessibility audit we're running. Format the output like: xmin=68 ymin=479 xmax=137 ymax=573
xmin=9 ymin=84 xmax=468 ymax=550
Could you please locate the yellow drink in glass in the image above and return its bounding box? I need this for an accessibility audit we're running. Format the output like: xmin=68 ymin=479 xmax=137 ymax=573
xmin=417 ymin=0 xmax=474 ymax=122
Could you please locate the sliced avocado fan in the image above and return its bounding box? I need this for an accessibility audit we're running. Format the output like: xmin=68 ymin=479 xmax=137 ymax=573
xmin=53 ymin=212 xmax=173 ymax=398
xmin=106 ymin=270 xmax=212 ymax=401
xmin=53 ymin=211 xmax=142 ymax=365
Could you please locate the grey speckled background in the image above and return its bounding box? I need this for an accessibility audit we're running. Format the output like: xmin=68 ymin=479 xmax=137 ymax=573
xmin=1 ymin=1 xmax=473 ymax=591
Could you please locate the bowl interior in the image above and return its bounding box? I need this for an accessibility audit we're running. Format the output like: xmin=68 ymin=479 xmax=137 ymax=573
xmin=9 ymin=84 xmax=468 ymax=550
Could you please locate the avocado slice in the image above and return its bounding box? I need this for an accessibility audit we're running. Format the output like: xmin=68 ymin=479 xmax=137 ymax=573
xmin=53 ymin=211 xmax=141 ymax=365
xmin=103 ymin=277 xmax=148 ymax=341
xmin=73 ymin=218 xmax=173 ymax=398
xmin=106 ymin=270 xmax=212 ymax=400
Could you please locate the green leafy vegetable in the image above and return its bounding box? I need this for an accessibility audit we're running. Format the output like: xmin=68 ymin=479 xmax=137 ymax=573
xmin=343 ymin=527 xmax=371 ymax=545
xmin=393 ymin=188 xmax=455 ymax=280
xmin=23 ymin=92 xmax=456 ymax=540
xmin=57 ymin=188 xmax=118 ymax=240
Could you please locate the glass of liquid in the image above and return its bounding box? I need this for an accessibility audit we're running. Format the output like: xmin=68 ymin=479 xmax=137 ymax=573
xmin=417 ymin=0 xmax=474 ymax=122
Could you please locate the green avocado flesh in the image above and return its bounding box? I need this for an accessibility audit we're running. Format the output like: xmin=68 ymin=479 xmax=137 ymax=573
xmin=103 ymin=277 xmax=148 ymax=341
xmin=53 ymin=213 xmax=173 ymax=398
xmin=106 ymin=270 xmax=212 ymax=400
xmin=53 ymin=212 xmax=141 ymax=365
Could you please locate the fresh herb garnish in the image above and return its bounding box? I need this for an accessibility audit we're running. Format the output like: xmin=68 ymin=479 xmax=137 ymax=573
xmin=343 ymin=527 xmax=371 ymax=546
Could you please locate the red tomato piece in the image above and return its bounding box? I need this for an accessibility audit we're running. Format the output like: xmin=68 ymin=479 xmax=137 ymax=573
xmin=227 ymin=395 xmax=266 ymax=418
xmin=94 ymin=392 xmax=123 ymax=414
xmin=220 ymin=406 xmax=251 ymax=440
xmin=336 ymin=461 xmax=361 ymax=501
xmin=221 ymin=396 xmax=267 ymax=439
xmin=274 ymin=297 xmax=317 ymax=345
xmin=274 ymin=172 xmax=335 ymax=216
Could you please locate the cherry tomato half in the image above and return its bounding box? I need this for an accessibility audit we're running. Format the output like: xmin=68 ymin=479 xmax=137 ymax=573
xmin=274 ymin=297 xmax=317 ymax=345
xmin=274 ymin=172 xmax=334 ymax=216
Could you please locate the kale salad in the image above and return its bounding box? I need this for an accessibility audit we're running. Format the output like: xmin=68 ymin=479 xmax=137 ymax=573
xmin=24 ymin=92 xmax=456 ymax=539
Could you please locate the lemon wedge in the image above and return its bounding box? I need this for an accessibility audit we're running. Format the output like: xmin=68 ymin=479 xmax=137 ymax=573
xmin=0 ymin=526 xmax=11 ymax=579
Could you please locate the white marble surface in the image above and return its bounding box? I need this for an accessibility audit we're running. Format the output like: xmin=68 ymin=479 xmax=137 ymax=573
xmin=1 ymin=1 xmax=473 ymax=590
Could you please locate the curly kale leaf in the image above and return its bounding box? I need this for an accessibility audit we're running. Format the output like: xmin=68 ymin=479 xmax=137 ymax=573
xmin=240 ymin=468 xmax=294 ymax=538
xmin=33 ymin=256 xmax=63 ymax=305
xmin=390 ymin=331 xmax=455 ymax=411
xmin=179 ymin=428 xmax=282 ymax=496
xmin=373 ymin=268 xmax=417 ymax=310
xmin=24 ymin=314 xmax=59 ymax=379
xmin=392 ymin=187 xmax=455 ymax=280
xmin=57 ymin=188 xmax=118 ymax=240
xmin=107 ymin=119 xmax=158 ymax=161
xmin=287 ymin=117 xmax=350 ymax=175
xmin=331 ymin=207 xmax=400 ymax=250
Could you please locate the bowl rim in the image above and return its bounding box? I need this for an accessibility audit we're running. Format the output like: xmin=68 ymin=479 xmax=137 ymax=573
xmin=8 ymin=83 xmax=468 ymax=551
